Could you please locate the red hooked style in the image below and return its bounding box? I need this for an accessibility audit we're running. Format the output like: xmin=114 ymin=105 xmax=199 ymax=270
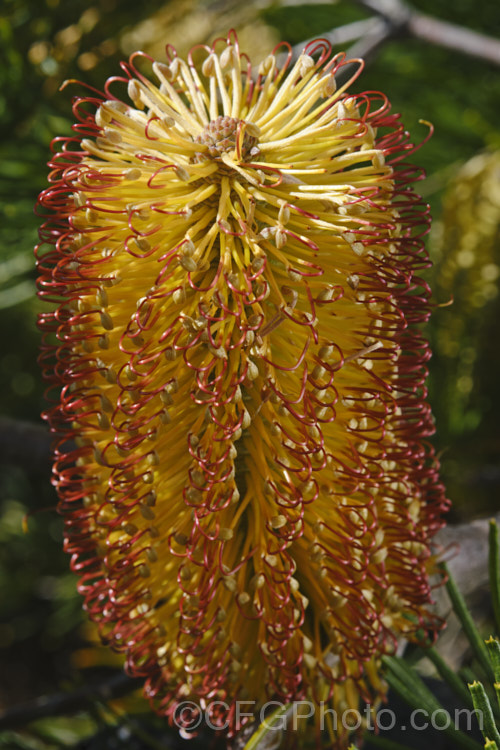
xmin=36 ymin=30 xmax=448 ymax=748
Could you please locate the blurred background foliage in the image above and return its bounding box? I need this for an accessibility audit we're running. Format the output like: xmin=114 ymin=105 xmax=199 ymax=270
xmin=0 ymin=0 xmax=499 ymax=747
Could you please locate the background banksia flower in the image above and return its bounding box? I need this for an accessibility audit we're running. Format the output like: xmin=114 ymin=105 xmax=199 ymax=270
xmin=430 ymin=150 xmax=500 ymax=516
xmin=431 ymin=151 xmax=500 ymax=427
xmin=36 ymin=30 xmax=448 ymax=746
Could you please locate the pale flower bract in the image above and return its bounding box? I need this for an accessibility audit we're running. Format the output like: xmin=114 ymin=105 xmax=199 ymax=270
xmin=37 ymin=30 xmax=448 ymax=747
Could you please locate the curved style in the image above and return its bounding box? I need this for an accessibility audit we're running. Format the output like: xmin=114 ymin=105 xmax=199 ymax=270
xmin=36 ymin=31 xmax=448 ymax=746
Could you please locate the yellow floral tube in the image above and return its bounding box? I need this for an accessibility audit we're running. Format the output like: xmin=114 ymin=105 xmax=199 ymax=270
xmin=36 ymin=31 xmax=448 ymax=746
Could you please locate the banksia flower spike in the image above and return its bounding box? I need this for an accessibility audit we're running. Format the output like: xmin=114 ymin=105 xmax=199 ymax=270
xmin=432 ymin=151 xmax=500 ymax=442
xmin=37 ymin=31 xmax=448 ymax=746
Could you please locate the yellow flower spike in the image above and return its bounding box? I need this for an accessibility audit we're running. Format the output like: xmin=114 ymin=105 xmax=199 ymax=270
xmin=36 ymin=31 xmax=448 ymax=748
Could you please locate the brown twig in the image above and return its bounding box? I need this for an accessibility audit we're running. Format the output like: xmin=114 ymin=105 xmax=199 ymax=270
xmin=409 ymin=13 xmax=500 ymax=65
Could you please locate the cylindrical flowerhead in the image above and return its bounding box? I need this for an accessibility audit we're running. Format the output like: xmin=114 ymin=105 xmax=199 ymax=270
xmin=36 ymin=31 xmax=448 ymax=746
xmin=432 ymin=150 xmax=500 ymax=444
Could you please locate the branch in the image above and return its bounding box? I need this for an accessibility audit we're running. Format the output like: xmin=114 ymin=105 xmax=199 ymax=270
xmin=0 ymin=671 xmax=142 ymax=730
xmin=409 ymin=13 xmax=500 ymax=66
xmin=290 ymin=15 xmax=403 ymax=86
xmin=290 ymin=17 xmax=382 ymax=58
xmin=335 ymin=16 xmax=399 ymax=86
xmin=353 ymin=0 xmax=500 ymax=66
xmin=291 ymin=0 xmax=500 ymax=70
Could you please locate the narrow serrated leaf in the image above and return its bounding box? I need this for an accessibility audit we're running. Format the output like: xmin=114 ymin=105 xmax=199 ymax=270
xmin=469 ymin=680 xmax=500 ymax=747
xmin=426 ymin=646 xmax=474 ymax=709
xmin=486 ymin=638 xmax=500 ymax=684
xmin=382 ymin=656 xmax=482 ymax=750
xmin=441 ymin=562 xmax=494 ymax=682
xmin=489 ymin=521 xmax=500 ymax=635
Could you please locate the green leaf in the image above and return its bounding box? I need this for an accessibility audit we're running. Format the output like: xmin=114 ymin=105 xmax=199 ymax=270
xmin=426 ymin=646 xmax=474 ymax=709
xmin=469 ymin=680 xmax=500 ymax=747
xmin=243 ymin=704 xmax=291 ymax=750
xmin=495 ymin=683 xmax=500 ymax=714
xmin=441 ymin=562 xmax=495 ymax=683
xmin=489 ymin=521 xmax=500 ymax=635
xmin=382 ymin=656 xmax=483 ymax=750
xmin=486 ymin=638 xmax=500 ymax=684
xmin=382 ymin=655 xmax=447 ymax=712
xmin=0 ymin=280 xmax=35 ymax=310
